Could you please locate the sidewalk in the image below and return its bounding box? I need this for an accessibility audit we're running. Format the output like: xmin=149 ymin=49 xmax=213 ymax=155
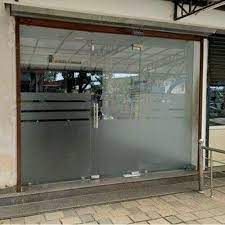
xmin=1 ymin=186 xmax=225 ymax=224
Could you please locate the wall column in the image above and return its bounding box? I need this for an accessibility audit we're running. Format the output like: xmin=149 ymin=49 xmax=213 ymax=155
xmin=0 ymin=1 xmax=17 ymax=189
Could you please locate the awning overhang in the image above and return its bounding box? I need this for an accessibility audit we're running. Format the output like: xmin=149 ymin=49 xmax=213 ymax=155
xmin=4 ymin=1 xmax=217 ymax=36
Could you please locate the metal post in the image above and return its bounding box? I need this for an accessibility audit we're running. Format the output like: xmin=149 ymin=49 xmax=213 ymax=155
xmin=210 ymin=150 xmax=213 ymax=198
xmin=198 ymin=139 xmax=204 ymax=193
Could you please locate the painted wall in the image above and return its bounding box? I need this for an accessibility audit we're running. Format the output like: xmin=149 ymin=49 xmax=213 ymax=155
xmin=0 ymin=0 xmax=16 ymax=188
xmin=209 ymin=127 xmax=225 ymax=165
xmin=3 ymin=0 xmax=225 ymax=31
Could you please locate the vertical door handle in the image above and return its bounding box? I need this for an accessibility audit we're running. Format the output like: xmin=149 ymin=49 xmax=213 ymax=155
xmin=93 ymin=103 xmax=99 ymax=129
xmin=95 ymin=103 xmax=99 ymax=129
xmin=93 ymin=103 xmax=96 ymax=128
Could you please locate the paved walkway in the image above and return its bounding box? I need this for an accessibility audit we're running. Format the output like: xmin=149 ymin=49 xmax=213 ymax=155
xmin=2 ymin=187 xmax=225 ymax=224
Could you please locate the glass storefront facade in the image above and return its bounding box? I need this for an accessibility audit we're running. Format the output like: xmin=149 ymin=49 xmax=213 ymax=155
xmin=20 ymin=25 xmax=200 ymax=185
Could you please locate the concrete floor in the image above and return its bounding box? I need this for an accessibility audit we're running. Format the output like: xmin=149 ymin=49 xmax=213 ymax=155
xmin=1 ymin=185 xmax=225 ymax=224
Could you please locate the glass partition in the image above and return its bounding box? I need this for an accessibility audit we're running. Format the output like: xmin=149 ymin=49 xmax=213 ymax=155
xmin=20 ymin=26 xmax=93 ymax=184
xmin=209 ymin=86 xmax=225 ymax=126
xmin=20 ymin=25 xmax=199 ymax=184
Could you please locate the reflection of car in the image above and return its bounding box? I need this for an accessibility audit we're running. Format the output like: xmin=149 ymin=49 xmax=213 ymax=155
xmin=132 ymin=78 xmax=185 ymax=95
xmin=209 ymin=87 xmax=225 ymax=117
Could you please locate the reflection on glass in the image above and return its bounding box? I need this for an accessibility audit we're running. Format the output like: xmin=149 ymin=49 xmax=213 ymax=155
xmin=21 ymin=70 xmax=103 ymax=94
xmin=209 ymin=86 xmax=225 ymax=126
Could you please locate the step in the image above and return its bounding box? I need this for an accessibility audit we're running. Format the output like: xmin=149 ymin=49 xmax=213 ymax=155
xmin=0 ymin=170 xmax=197 ymax=207
xmin=0 ymin=179 xmax=199 ymax=219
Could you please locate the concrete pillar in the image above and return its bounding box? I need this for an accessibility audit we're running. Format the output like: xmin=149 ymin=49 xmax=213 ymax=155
xmin=0 ymin=1 xmax=17 ymax=188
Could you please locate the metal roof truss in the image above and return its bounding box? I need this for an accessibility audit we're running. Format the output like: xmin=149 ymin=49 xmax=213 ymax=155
xmin=174 ymin=0 xmax=225 ymax=20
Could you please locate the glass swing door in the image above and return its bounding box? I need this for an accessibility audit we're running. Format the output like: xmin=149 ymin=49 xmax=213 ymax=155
xmin=90 ymin=33 xmax=198 ymax=177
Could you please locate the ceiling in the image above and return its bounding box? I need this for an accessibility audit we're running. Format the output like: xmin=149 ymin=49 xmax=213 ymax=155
xmin=20 ymin=25 xmax=189 ymax=76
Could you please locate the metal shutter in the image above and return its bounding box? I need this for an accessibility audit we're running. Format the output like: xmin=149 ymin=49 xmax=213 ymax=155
xmin=208 ymin=35 xmax=225 ymax=85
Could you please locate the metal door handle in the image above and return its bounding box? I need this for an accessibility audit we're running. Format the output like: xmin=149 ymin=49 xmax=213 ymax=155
xmin=93 ymin=103 xmax=96 ymax=128
xmin=95 ymin=103 xmax=99 ymax=129
xmin=93 ymin=103 xmax=99 ymax=128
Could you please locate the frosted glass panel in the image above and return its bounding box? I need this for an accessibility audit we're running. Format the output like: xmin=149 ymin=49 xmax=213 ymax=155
xmin=136 ymin=39 xmax=195 ymax=172
xmin=92 ymin=35 xmax=197 ymax=176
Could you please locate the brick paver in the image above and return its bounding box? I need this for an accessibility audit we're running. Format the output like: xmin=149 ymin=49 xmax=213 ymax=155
xmin=148 ymin=218 xmax=170 ymax=224
xmin=60 ymin=216 xmax=81 ymax=224
xmin=75 ymin=207 xmax=96 ymax=216
xmin=164 ymin=215 xmax=182 ymax=224
xmin=214 ymin=215 xmax=225 ymax=223
xmin=197 ymin=217 xmax=220 ymax=224
xmin=24 ymin=215 xmax=45 ymax=224
xmin=45 ymin=211 xmax=64 ymax=221
xmin=80 ymin=214 xmax=95 ymax=223
xmin=62 ymin=209 xmax=77 ymax=218
xmin=97 ymin=218 xmax=113 ymax=224
xmin=128 ymin=212 xmax=150 ymax=222
xmin=41 ymin=219 xmax=60 ymax=224
xmin=2 ymin=186 xmax=225 ymax=224
xmin=110 ymin=215 xmax=132 ymax=224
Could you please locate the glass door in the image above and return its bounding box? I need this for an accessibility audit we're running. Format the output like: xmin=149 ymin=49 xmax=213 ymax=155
xmin=91 ymin=38 xmax=143 ymax=177
xmin=90 ymin=33 xmax=198 ymax=178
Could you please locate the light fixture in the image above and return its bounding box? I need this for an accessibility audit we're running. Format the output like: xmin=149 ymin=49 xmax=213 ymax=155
xmin=132 ymin=44 xmax=143 ymax=51
xmin=48 ymin=55 xmax=81 ymax=64
xmin=91 ymin=41 xmax=95 ymax=52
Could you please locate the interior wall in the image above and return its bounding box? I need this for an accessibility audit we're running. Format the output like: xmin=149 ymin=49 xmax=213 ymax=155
xmin=0 ymin=0 xmax=16 ymax=188
xmin=209 ymin=127 xmax=225 ymax=149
